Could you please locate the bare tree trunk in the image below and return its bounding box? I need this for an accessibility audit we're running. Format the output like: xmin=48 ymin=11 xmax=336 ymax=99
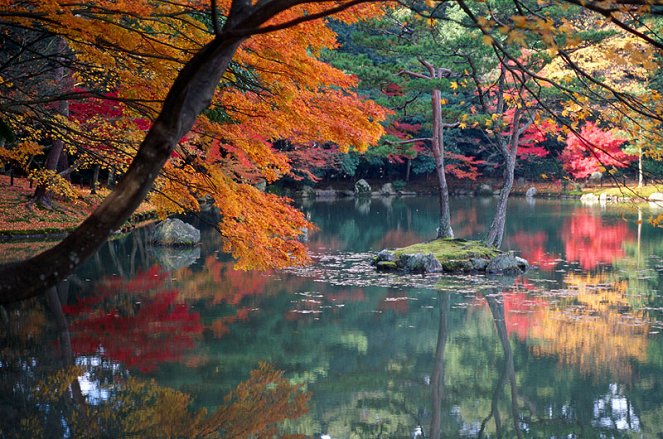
xmin=90 ymin=165 xmax=100 ymax=194
xmin=431 ymin=88 xmax=454 ymax=239
xmin=485 ymin=154 xmax=516 ymax=248
xmin=638 ymin=146 xmax=643 ymax=188
xmin=405 ymin=158 xmax=411 ymax=182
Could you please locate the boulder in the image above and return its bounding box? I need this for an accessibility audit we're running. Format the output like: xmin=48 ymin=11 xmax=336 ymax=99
xmin=486 ymin=253 xmax=528 ymax=274
xmin=525 ymin=187 xmax=537 ymax=198
xmin=580 ymin=193 xmax=599 ymax=204
xmin=477 ymin=183 xmax=493 ymax=196
xmin=470 ymin=258 xmax=490 ymax=271
xmin=400 ymin=253 xmax=442 ymax=273
xmin=380 ymin=183 xmax=397 ymax=196
xmin=152 ymin=218 xmax=200 ymax=246
xmin=354 ymin=179 xmax=372 ymax=196
xmin=649 ymin=192 xmax=663 ymax=209
xmin=377 ymin=249 xmax=397 ymax=262
xmin=253 ymin=178 xmax=267 ymax=192
xmin=649 ymin=192 xmax=663 ymax=202
xmin=315 ymin=188 xmax=337 ymax=199
xmin=300 ymin=185 xmax=316 ymax=198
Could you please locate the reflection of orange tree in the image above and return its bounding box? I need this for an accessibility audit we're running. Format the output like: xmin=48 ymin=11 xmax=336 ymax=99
xmin=562 ymin=213 xmax=633 ymax=270
xmin=63 ymin=265 xmax=203 ymax=373
xmin=528 ymin=272 xmax=650 ymax=382
xmin=174 ymin=255 xmax=277 ymax=337
xmin=19 ymin=363 xmax=308 ymax=438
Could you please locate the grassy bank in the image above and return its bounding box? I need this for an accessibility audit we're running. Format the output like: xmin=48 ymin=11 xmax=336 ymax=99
xmin=0 ymin=175 xmax=156 ymax=238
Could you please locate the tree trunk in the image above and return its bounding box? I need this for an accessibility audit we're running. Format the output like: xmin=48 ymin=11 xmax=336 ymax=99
xmin=638 ymin=146 xmax=643 ymax=188
xmin=405 ymin=158 xmax=411 ymax=182
xmin=90 ymin=165 xmax=100 ymax=194
xmin=485 ymin=153 xmax=516 ymax=248
xmin=33 ymin=38 xmax=70 ymax=208
xmin=431 ymin=88 xmax=453 ymax=239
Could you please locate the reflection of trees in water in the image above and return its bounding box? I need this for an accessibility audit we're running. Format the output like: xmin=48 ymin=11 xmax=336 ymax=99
xmin=480 ymin=292 xmax=523 ymax=439
xmin=561 ymin=212 xmax=633 ymax=270
xmin=0 ymin=289 xmax=309 ymax=438
xmin=429 ymin=293 xmax=449 ymax=439
xmin=527 ymin=272 xmax=651 ymax=383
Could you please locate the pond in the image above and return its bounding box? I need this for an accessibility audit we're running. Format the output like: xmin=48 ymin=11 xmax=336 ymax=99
xmin=2 ymin=196 xmax=663 ymax=437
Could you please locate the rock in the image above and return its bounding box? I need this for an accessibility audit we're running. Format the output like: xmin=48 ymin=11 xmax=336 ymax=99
xmin=376 ymin=261 xmax=398 ymax=271
xmin=580 ymin=193 xmax=599 ymax=204
xmin=253 ymin=178 xmax=267 ymax=192
xmin=442 ymin=259 xmax=474 ymax=272
xmin=152 ymin=218 xmax=200 ymax=246
xmin=649 ymin=192 xmax=663 ymax=202
xmin=339 ymin=190 xmax=355 ymax=198
xmin=588 ymin=171 xmax=603 ymax=186
xmin=315 ymin=188 xmax=337 ymax=199
xmin=470 ymin=258 xmax=490 ymax=271
xmin=486 ymin=253 xmax=529 ymax=274
xmin=477 ymin=184 xmax=493 ymax=196
xmin=380 ymin=183 xmax=397 ymax=196
xmin=525 ymin=187 xmax=537 ymax=198
xmin=400 ymin=253 xmax=442 ymax=273
xmin=377 ymin=249 xmax=397 ymax=262
xmin=399 ymin=191 xmax=417 ymax=196
xmin=649 ymin=192 xmax=663 ymax=209
xmin=300 ymin=185 xmax=316 ymax=198
xmin=599 ymin=193 xmax=608 ymax=205
xmin=354 ymin=179 xmax=372 ymax=196
xmin=152 ymin=246 xmax=201 ymax=270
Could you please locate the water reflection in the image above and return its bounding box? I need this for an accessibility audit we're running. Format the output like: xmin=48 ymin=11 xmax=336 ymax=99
xmin=2 ymin=197 xmax=663 ymax=437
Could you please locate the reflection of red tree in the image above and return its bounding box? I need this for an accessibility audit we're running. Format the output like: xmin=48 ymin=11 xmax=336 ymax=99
xmin=562 ymin=214 xmax=632 ymax=269
xmin=64 ymin=266 xmax=202 ymax=373
xmin=507 ymin=231 xmax=557 ymax=271
xmin=502 ymin=289 xmax=546 ymax=340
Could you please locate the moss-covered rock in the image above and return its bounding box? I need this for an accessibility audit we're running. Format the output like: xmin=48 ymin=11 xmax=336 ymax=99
xmin=376 ymin=261 xmax=398 ymax=271
xmin=395 ymin=238 xmax=500 ymax=263
xmin=373 ymin=238 xmax=527 ymax=275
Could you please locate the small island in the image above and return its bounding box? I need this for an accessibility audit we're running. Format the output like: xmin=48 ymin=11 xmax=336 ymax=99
xmin=373 ymin=238 xmax=528 ymax=275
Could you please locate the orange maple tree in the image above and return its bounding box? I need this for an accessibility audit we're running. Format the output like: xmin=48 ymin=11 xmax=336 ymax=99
xmin=0 ymin=0 xmax=389 ymax=300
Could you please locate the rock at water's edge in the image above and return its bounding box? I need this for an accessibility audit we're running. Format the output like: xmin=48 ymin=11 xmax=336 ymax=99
xmin=153 ymin=218 xmax=201 ymax=246
xmin=354 ymin=179 xmax=372 ymax=196
xmin=400 ymin=253 xmax=442 ymax=273
xmin=486 ymin=252 xmax=528 ymax=274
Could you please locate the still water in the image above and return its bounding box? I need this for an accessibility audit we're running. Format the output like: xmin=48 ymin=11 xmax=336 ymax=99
xmin=2 ymin=196 xmax=663 ymax=438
